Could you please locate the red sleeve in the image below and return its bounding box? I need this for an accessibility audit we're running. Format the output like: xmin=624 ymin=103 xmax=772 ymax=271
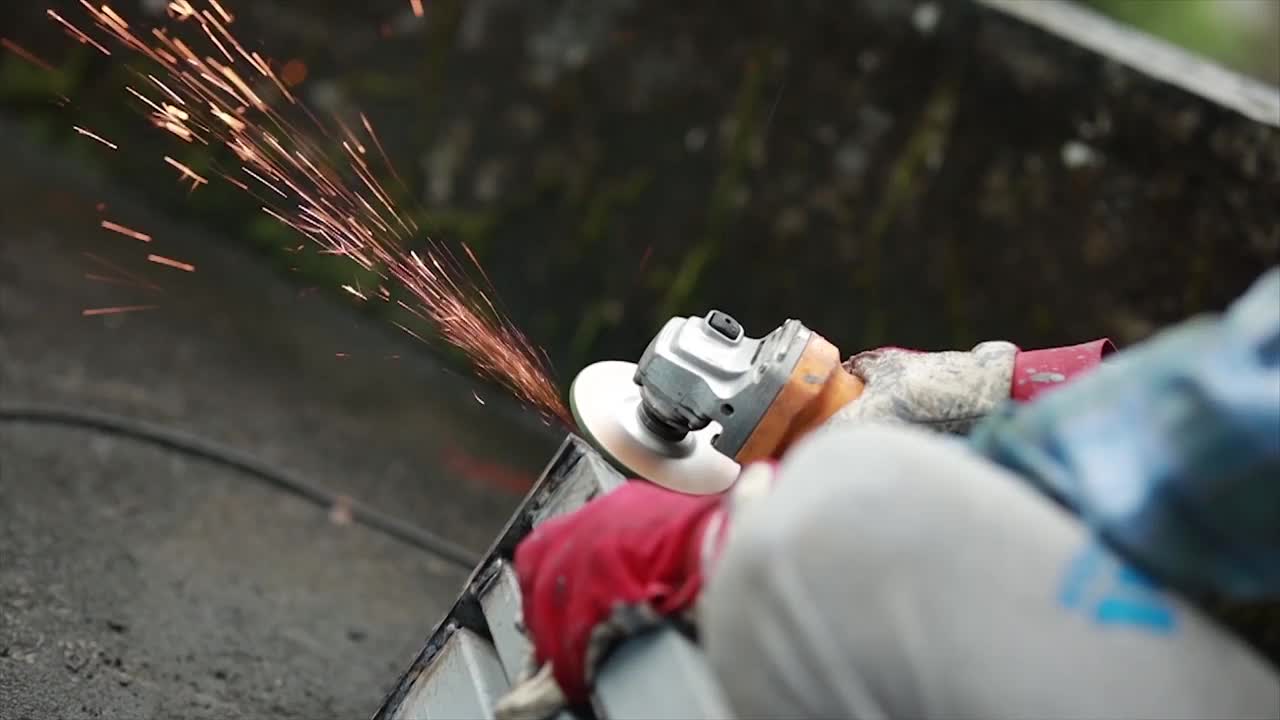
xmin=1011 ymin=339 xmax=1115 ymax=402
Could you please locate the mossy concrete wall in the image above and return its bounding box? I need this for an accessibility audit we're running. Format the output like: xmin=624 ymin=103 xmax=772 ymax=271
xmin=2 ymin=0 xmax=1276 ymax=376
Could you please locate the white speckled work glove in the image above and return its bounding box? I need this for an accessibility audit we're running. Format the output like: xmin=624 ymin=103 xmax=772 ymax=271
xmin=822 ymin=338 xmax=1116 ymax=434
xmin=493 ymin=659 xmax=564 ymax=720
xmin=824 ymin=341 xmax=1020 ymax=434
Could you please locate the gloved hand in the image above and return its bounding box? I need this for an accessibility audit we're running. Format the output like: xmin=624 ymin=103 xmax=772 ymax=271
xmin=510 ymin=480 xmax=723 ymax=704
xmin=494 ymin=462 xmax=779 ymax=717
xmin=825 ymin=339 xmax=1114 ymax=434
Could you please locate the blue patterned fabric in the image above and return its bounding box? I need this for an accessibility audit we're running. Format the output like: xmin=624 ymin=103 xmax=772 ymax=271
xmin=971 ymin=268 xmax=1280 ymax=599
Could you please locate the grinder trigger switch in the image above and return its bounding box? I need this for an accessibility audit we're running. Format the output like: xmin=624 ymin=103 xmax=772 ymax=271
xmin=706 ymin=310 xmax=743 ymax=342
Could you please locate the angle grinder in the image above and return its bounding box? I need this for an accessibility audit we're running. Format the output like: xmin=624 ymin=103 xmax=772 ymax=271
xmin=570 ymin=310 xmax=865 ymax=494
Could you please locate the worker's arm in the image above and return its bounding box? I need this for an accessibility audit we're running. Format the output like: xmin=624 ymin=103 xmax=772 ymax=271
xmin=697 ymin=423 xmax=1278 ymax=719
xmin=970 ymin=267 xmax=1280 ymax=599
xmin=500 ymin=337 xmax=1113 ymax=709
xmin=501 ymin=269 xmax=1278 ymax=712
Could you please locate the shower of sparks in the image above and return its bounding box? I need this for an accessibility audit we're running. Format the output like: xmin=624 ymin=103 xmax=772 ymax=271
xmin=473 ymin=391 xmax=486 ymax=405
xmin=73 ymin=125 xmax=120 ymax=149
xmin=100 ymin=220 xmax=152 ymax=242
xmin=82 ymin=304 xmax=159 ymax=316
xmin=147 ymin=253 xmax=196 ymax=272
xmin=1 ymin=37 xmax=57 ymax=72
xmin=57 ymin=0 xmax=570 ymax=425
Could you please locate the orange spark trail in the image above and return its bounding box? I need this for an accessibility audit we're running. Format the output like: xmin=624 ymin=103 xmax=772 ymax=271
xmin=125 ymin=85 xmax=165 ymax=114
xmin=100 ymin=220 xmax=151 ymax=242
xmin=209 ymin=0 xmax=234 ymax=23
xmin=392 ymin=320 xmax=430 ymax=345
xmin=83 ymin=304 xmax=159 ymax=316
xmin=164 ymin=155 xmax=208 ymax=189
xmin=360 ymin=112 xmax=414 ymax=219
xmin=85 ymin=272 xmax=161 ymax=291
xmin=74 ymin=126 xmax=119 ymax=150
xmin=167 ymin=2 xmax=197 ymax=21
xmin=62 ymin=0 xmax=571 ymax=426
xmin=83 ymin=251 xmax=164 ymax=292
xmin=1 ymin=37 xmax=57 ymax=72
xmin=46 ymin=10 xmax=112 ymax=56
xmin=221 ymin=173 xmax=249 ymax=191
xmin=147 ymin=73 xmax=185 ymax=105
xmin=147 ymin=254 xmax=196 ymax=272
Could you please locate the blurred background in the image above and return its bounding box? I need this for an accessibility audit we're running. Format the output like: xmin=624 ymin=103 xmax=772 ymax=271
xmin=3 ymin=0 xmax=1278 ymax=376
xmin=1 ymin=1 xmax=1276 ymax=718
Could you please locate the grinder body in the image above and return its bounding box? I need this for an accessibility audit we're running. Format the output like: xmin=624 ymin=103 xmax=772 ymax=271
xmin=571 ymin=310 xmax=864 ymax=492
xmin=635 ymin=311 xmax=864 ymax=464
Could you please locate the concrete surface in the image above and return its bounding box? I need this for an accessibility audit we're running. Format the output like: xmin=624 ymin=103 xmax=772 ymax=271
xmin=0 ymin=119 xmax=561 ymax=719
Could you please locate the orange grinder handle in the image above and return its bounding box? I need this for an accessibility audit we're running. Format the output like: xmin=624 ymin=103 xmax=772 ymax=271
xmin=735 ymin=333 xmax=864 ymax=465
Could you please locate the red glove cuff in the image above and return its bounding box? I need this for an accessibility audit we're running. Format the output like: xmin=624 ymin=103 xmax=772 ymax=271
xmin=514 ymin=481 xmax=724 ymax=702
xmin=656 ymin=500 xmax=725 ymax=615
xmin=1011 ymin=338 xmax=1114 ymax=402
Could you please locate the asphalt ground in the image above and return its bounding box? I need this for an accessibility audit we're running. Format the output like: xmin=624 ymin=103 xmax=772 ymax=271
xmin=0 ymin=120 xmax=561 ymax=719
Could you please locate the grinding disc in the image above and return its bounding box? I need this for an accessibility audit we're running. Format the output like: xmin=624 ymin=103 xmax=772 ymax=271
xmin=570 ymin=360 xmax=740 ymax=495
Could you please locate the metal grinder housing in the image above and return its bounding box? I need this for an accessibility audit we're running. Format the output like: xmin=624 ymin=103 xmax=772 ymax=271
xmin=571 ymin=310 xmax=864 ymax=493
xmin=635 ymin=311 xmax=813 ymax=457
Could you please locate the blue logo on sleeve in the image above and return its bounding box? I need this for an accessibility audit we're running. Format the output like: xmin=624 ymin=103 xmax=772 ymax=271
xmin=1058 ymin=539 xmax=1177 ymax=633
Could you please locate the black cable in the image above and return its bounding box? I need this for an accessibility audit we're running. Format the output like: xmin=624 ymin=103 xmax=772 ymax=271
xmin=0 ymin=404 xmax=481 ymax=571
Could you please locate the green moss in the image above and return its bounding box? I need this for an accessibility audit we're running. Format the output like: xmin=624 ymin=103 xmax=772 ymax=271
xmin=858 ymin=77 xmax=958 ymax=347
xmin=657 ymin=49 xmax=771 ymax=321
xmin=345 ymin=71 xmax=414 ymax=100
xmin=579 ymin=170 xmax=653 ymax=248
xmin=248 ymin=214 xmax=297 ymax=249
xmin=417 ymin=208 xmax=499 ymax=250
xmin=569 ymin=297 xmax=624 ymax=363
xmin=415 ymin=0 xmax=465 ymax=134
xmin=0 ymin=48 xmax=85 ymax=99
